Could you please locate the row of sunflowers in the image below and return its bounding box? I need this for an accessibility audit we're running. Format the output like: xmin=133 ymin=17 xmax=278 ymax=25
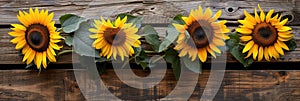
xmin=9 ymin=4 xmax=296 ymax=78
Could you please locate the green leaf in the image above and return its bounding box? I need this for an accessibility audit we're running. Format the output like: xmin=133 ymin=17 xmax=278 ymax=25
xmin=73 ymin=20 xmax=100 ymax=58
xmin=164 ymin=49 xmax=181 ymax=80
xmin=64 ymin=36 xmax=73 ymax=46
xmin=226 ymin=32 xmax=240 ymax=48
xmin=230 ymin=45 xmax=254 ymax=67
xmin=158 ymin=14 xmax=185 ymax=52
xmin=148 ymin=55 xmax=165 ymax=68
xmin=117 ymin=14 xmax=143 ymax=29
xmin=173 ymin=14 xmax=185 ymax=25
xmin=143 ymin=25 xmax=160 ymax=52
xmin=59 ymin=14 xmax=87 ymax=33
xmin=286 ymin=38 xmax=297 ymax=51
xmin=182 ymin=56 xmax=201 ymax=74
xmin=135 ymin=50 xmax=149 ymax=70
xmin=227 ymin=32 xmax=254 ymax=67
xmin=158 ymin=24 xmax=178 ymax=52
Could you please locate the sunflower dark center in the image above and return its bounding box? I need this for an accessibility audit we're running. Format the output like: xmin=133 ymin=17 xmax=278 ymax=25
xmin=103 ymin=27 xmax=126 ymax=46
xmin=30 ymin=31 xmax=42 ymax=45
xmin=25 ymin=24 xmax=50 ymax=52
xmin=187 ymin=20 xmax=213 ymax=48
xmin=252 ymin=23 xmax=277 ymax=46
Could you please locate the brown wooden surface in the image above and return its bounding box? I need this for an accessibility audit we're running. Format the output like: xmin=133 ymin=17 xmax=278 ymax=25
xmin=0 ymin=0 xmax=300 ymax=101
xmin=0 ymin=69 xmax=299 ymax=101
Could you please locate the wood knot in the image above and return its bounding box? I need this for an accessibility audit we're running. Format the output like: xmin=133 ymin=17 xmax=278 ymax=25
xmin=276 ymin=71 xmax=290 ymax=83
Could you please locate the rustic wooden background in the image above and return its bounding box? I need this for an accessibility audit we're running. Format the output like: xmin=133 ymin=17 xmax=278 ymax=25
xmin=0 ymin=0 xmax=300 ymax=100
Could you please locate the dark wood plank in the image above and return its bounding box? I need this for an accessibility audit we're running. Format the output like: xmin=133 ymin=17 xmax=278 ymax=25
xmin=0 ymin=69 xmax=299 ymax=100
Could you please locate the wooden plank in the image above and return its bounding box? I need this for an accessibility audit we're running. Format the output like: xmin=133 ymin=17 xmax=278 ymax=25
xmin=0 ymin=69 xmax=299 ymax=100
xmin=1 ymin=25 xmax=300 ymax=65
xmin=0 ymin=0 xmax=299 ymax=25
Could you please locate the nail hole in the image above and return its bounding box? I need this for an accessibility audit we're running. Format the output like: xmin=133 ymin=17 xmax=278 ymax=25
xmin=150 ymin=7 xmax=155 ymax=10
xmin=227 ymin=7 xmax=234 ymax=12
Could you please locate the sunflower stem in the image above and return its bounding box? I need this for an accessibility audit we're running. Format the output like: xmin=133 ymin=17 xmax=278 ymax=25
xmin=151 ymin=55 xmax=165 ymax=64
xmin=144 ymin=50 xmax=159 ymax=54
xmin=57 ymin=50 xmax=74 ymax=56
xmin=121 ymin=57 xmax=135 ymax=69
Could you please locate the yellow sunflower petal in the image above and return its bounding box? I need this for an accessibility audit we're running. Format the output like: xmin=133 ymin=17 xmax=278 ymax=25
xmin=274 ymin=43 xmax=284 ymax=55
xmin=240 ymin=36 xmax=252 ymax=42
xmin=263 ymin=47 xmax=270 ymax=61
xmin=266 ymin=9 xmax=274 ymax=22
xmin=238 ymin=20 xmax=254 ymax=29
xmin=278 ymin=26 xmax=292 ymax=32
xmin=133 ymin=41 xmax=141 ymax=47
xmin=182 ymin=16 xmax=192 ymax=25
xmin=203 ymin=7 xmax=212 ymax=20
xmin=277 ymin=40 xmax=289 ymax=51
xmin=278 ymin=31 xmax=293 ymax=39
xmin=47 ymin=48 xmax=56 ymax=62
xmin=35 ymin=52 xmax=42 ymax=69
xmin=209 ymin=44 xmax=221 ymax=54
xmin=252 ymin=44 xmax=258 ymax=60
xmin=11 ymin=24 xmax=26 ymax=31
xmin=206 ymin=46 xmax=216 ymax=58
xmin=50 ymin=42 xmax=63 ymax=50
xmin=258 ymin=4 xmax=265 ymax=22
xmin=244 ymin=10 xmax=256 ymax=24
xmin=112 ymin=47 xmax=117 ymax=60
xmin=198 ymin=48 xmax=207 ymax=62
xmin=245 ymin=46 xmax=254 ymax=59
xmin=22 ymin=48 xmax=32 ymax=62
xmin=178 ymin=48 xmax=188 ymax=57
xmin=10 ymin=36 xmax=25 ymax=44
xmin=191 ymin=48 xmax=198 ymax=61
xmin=254 ymin=8 xmax=261 ymax=23
xmin=242 ymin=40 xmax=254 ymax=53
xmin=120 ymin=16 xmax=128 ymax=25
xmin=42 ymin=52 xmax=47 ymax=69
xmin=15 ymin=39 xmax=26 ymax=50
xmin=26 ymin=50 xmax=35 ymax=64
xmin=236 ymin=28 xmax=252 ymax=34
xmin=22 ymin=45 xmax=30 ymax=54
xmin=213 ymin=38 xmax=225 ymax=46
xmin=275 ymin=18 xmax=288 ymax=28
xmin=115 ymin=17 xmax=121 ymax=27
xmin=209 ymin=10 xmax=222 ymax=22
xmin=270 ymin=46 xmax=280 ymax=59
xmin=190 ymin=9 xmax=200 ymax=20
xmin=258 ymin=46 xmax=263 ymax=61
xmin=173 ymin=23 xmax=185 ymax=32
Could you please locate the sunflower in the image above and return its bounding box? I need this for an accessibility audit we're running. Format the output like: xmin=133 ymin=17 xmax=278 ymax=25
xmin=9 ymin=8 xmax=62 ymax=69
xmin=236 ymin=4 xmax=293 ymax=61
xmin=173 ymin=6 xmax=230 ymax=62
xmin=89 ymin=16 xmax=141 ymax=61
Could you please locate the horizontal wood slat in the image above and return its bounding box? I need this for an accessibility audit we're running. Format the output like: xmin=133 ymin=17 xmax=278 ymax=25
xmin=0 ymin=69 xmax=299 ymax=100
xmin=0 ymin=0 xmax=299 ymax=25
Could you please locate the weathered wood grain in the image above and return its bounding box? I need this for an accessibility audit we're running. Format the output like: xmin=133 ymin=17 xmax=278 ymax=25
xmin=0 ymin=69 xmax=299 ymax=101
xmin=0 ymin=1 xmax=300 ymax=100
xmin=0 ymin=0 xmax=299 ymax=25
